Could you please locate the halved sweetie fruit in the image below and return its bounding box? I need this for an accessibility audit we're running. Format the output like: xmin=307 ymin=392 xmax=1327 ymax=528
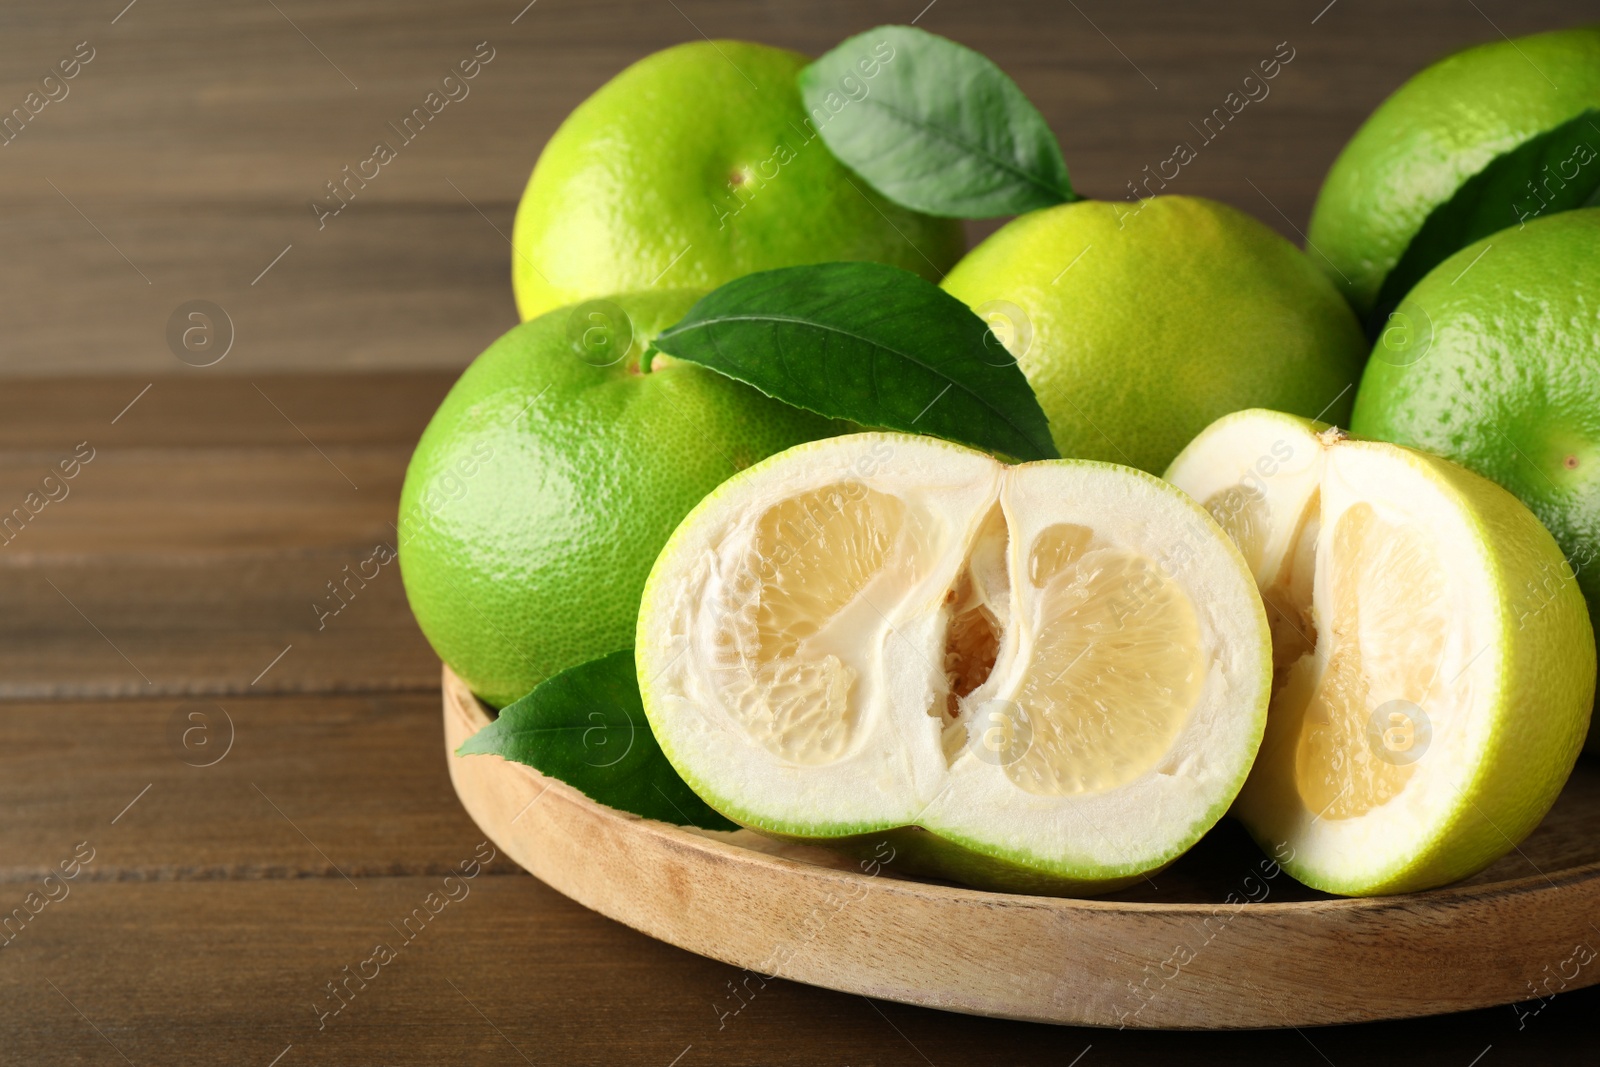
xmin=636 ymin=433 xmax=1271 ymax=896
xmin=1166 ymin=409 xmax=1596 ymax=895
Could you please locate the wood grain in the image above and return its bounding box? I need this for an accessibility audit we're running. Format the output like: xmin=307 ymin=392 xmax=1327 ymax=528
xmin=0 ymin=372 xmax=453 ymax=450
xmin=0 ymin=548 xmax=438 ymax=700
xmin=0 ymin=374 xmax=445 ymax=699
xmin=0 ymin=692 xmax=488 ymax=884
xmin=0 ymin=877 xmax=1356 ymax=1067
xmin=442 ymin=665 xmax=1600 ymax=1030
xmin=3 ymin=0 xmax=1598 ymax=1057
xmin=0 ymin=0 xmax=1591 ymax=374
xmin=0 ymin=684 xmax=1593 ymax=1064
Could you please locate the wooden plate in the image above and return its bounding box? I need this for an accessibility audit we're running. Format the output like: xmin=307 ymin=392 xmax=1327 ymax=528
xmin=442 ymin=666 xmax=1600 ymax=1029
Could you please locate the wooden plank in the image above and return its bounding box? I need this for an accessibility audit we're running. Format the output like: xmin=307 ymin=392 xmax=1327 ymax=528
xmin=0 ymin=424 xmax=439 ymax=697
xmin=0 ymin=550 xmax=437 ymax=699
xmin=0 ymin=372 xmax=454 ymax=450
xmin=0 ymin=204 xmax=521 ymax=377
xmin=0 ymin=680 xmax=1592 ymax=1055
xmin=0 ymin=0 xmax=1591 ymax=374
xmin=1 ymin=876 xmax=1595 ymax=1065
xmin=0 ymin=374 xmax=457 ymax=697
xmin=0 ymin=447 xmax=407 ymax=555
xmin=1 ymin=0 xmax=1581 ymax=209
xmin=0 ymin=693 xmax=476 ymax=883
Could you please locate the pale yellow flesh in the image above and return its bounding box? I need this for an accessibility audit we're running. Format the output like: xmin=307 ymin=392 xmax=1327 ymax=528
xmin=710 ymin=485 xmax=905 ymax=764
xmin=1007 ymin=523 xmax=1202 ymax=796
xmin=705 ymin=482 xmax=1203 ymax=793
xmin=1205 ymin=487 xmax=1454 ymax=821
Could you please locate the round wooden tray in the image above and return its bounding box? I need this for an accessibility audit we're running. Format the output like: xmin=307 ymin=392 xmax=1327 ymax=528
xmin=442 ymin=665 xmax=1600 ymax=1029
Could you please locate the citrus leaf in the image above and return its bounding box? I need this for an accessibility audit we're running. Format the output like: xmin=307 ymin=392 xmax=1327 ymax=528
xmin=1371 ymin=108 xmax=1600 ymax=328
xmin=799 ymin=25 xmax=1075 ymax=218
xmin=653 ymin=262 xmax=1059 ymax=462
xmin=457 ymin=649 xmax=737 ymax=832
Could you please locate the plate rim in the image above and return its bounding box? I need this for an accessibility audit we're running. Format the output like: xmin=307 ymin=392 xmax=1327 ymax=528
xmin=441 ymin=663 xmax=1600 ymax=1028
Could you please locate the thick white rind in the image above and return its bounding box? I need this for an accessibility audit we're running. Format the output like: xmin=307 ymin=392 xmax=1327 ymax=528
xmin=930 ymin=461 xmax=1272 ymax=873
xmin=1166 ymin=410 xmax=1504 ymax=892
xmin=1236 ymin=443 xmax=1498 ymax=886
xmin=637 ymin=435 xmax=998 ymax=832
xmin=1163 ymin=407 xmax=1326 ymax=587
xmin=638 ymin=433 xmax=1272 ymax=881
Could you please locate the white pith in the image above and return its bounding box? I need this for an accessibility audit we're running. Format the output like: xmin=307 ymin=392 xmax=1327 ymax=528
xmin=1165 ymin=410 xmax=1499 ymax=887
xmin=637 ymin=434 xmax=1271 ymax=878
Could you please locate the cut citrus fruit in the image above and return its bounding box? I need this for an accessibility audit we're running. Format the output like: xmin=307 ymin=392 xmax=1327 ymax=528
xmin=1166 ymin=409 xmax=1596 ymax=895
xmin=637 ymin=433 xmax=1271 ymax=896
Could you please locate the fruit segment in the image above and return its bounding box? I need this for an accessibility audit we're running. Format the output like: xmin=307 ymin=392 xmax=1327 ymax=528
xmin=1292 ymin=503 xmax=1451 ymax=820
xmin=708 ymin=485 xmax=910 ymax=764
xmin=1004 ymin=525 xmax=1203 ymax=797
xmin=1167 ymin=409 xmax=1595 ymax=895
xmin=638 ymin=433 xmax=1271 ymax=896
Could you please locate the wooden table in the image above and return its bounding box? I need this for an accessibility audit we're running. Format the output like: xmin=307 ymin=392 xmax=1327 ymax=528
xmin=5 ymin=373 xmax=1596 ymax=1065
xmin=3 ymin=0 xmax=1597 ymax=1062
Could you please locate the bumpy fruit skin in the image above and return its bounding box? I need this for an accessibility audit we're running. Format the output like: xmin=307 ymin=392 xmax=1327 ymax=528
xmin=398 ymin=290 xmax=837 ymax=709
xmin=940 ymin=196 xmax=1367 ymax=474
xmin=1308 ymin=26 xmax=1600 ymax=318
xmin=1352 ymin=209 xmax=1600 ymax=742
xmin=510 ymin=40 xmax=966 ymax=322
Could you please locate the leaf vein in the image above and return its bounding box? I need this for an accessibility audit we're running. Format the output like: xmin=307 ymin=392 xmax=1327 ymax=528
xmin=853 ymin=95 xmax=1070 ymax=202
xmin=675 ymin=314 xmax=1042 ymax=450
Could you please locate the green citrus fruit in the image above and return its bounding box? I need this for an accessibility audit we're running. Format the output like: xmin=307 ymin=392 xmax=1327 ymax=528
xmin=398 ymin=289 xmax=838 ymax=708
xmin=940 ymin=196 xmax=1367 ymax=474
xmin=638 ymin=432 xmax=1270 ymax=895
xmin=510 ymin=40 xmax=965 ymax=322
xmin=1308 ymin=26 xmax=1600 ymax=319
xmin=1351 ymin=209 xmax=1600 ymax=734
xmin=1168 ymin=409 xmax=1595 ymax=894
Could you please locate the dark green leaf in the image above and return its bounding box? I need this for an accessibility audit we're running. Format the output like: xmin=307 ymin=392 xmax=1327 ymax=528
xmin=458 ymin=649 xmax=737 ymax=832
xmin=1371 ymin=108 xmax=1600 ymax=329
xmin=799 ymin=25 xmax=1075 ymax=218
xmin=654 ymin=262 xmax=1059 ymax=462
